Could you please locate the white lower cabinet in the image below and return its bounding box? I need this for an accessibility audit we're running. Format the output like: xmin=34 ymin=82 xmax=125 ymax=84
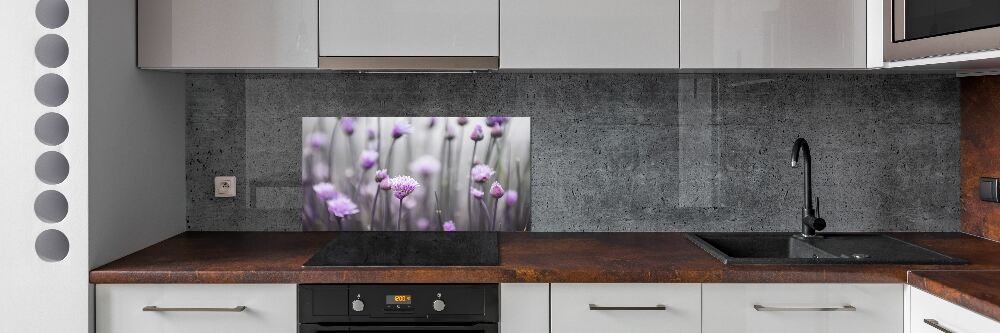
xmin=702 ymin=283 xmax=904 ymax=333
xmin=96 ymin=284 xmax=297 ymax=333
xmin=500 ymin=283 xmax=549 ymax=333
xmin=909 ymin=287 xmax=1000 ymax=333
xmin=550 ymin=283 xmax=701 ymax=333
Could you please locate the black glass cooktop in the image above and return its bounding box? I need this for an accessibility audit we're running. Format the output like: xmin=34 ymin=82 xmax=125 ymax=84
xmin=303 ymin=232 xmax=499 ymax=267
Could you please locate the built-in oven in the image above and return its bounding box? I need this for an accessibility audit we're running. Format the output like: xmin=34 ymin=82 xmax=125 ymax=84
xmin=885 ymin=0 xmax=1000 ymax=61
xmin=299 ymin=284 xmax=498 ymax=333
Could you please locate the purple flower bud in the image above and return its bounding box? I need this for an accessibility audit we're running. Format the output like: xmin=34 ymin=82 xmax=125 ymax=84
xmin=375 ymin=169 xmax=388 ymax=182
xmin=308 ymin=133 xmax=328 ymax=150
xmin=428 ymin=117 xmax=437 ymax=128
xmin=485 ymin=116 xmax=508 ymax=127
xmin=326 ymin=197 xmax=359 ymax=218
xmin=445 ymin=123 xmax=456 ymax=141
xmin=367 ymin=128 xmax=376 ymax=141
xmin=342 ymin=118 xmax=355 ymax=136
xmin=379 ymin=178 xmax=391 ymax=190
xmin=391 ymin=121 xmax=412 ymax=139
xmin=457 ymin=117 xmax=469 ymax=126
xmin=416 ymin=218 xmax=431 ymax=230
xmin=471 ymin=164 xmax=495 ymax=183
xmin=470 ymin=124 xmax=484 ymax=141
xmin=470 ymin=187 xmax=484 ymax=200
xmin=490 ymin=124 xmax=503 ymax=138
xmin=505 ymin=190 xmax=518 ymax=206
xmin=359 ymin=150 xmax=379 ymax=170
xmin=313 ymin=182 xmax=340 ymax=201
xmin=443 ymin=220 xmax=456 ymax=232
xmin=490 ymin=181 xmax=505 ymax=199
xmin=389 ymin=175 xmax=420 ymax=200
xmin=409 ymin=155 xmax=441 ymax=177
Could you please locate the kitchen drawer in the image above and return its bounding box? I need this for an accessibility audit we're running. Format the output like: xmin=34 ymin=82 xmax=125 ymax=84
xmin=550 ymin=283 xmax=700 ymax=333
xmin=703 ymin=283 xmax=903 ymax=333
xmin=96 ymin=284 xmax=296 ymax=333
xmin=910 ymin=287 xmax=1000 ymax=333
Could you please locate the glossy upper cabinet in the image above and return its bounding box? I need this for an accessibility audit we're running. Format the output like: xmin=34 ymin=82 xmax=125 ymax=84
xmin=319 ymin=0 xmax=499 ymax=56
xmin=681 ymin=0 xmax=873 ymax=68
xmin=500 ymin=0 xmax=680 ymax=69
xmin=137 ymin=0 xmax=318 ymax=69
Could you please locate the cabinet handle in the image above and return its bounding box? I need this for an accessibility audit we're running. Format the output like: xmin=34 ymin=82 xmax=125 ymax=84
xmin=753 ymin=304 xmax=856 ymax=312
xmin=923 ymin=319 xmax=955 ymax=333
xmin=143 ymin=306 xmax=247 ymax=312
xmin=588 ymin=304 xmax=667 ymax=311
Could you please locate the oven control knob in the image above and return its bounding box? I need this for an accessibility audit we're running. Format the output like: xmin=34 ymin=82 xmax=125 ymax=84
xmin=432 ymin=299 xmax=446 ymax=312
xmin=351 ymin=299 xmax=365 ymax=312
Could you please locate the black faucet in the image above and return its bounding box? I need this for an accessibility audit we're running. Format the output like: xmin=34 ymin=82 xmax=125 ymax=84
xmin=791 ymin=138 xmax=826 ymax=237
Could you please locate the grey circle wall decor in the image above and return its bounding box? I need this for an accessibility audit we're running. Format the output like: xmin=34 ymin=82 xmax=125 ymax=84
xmin=35 ymin=112 xmax=69 ymax=145
xmin=35 ymin=34 xmax=69 ymax=68
xmin=35 ymin=151 xmax=69 ymax=184
xmin=34 ymin=73 xmax=69 ymax=107
xmin=35 ymin=229 xmax=69 ymax=262
xmin=34 ymin=190 xmax=68 ymax=223
xmin=36 ymin=0 xmax=69 ymax=29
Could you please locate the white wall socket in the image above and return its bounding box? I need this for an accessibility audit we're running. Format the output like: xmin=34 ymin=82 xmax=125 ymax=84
xmin=214 ymin=176 xmax=236 ymax=197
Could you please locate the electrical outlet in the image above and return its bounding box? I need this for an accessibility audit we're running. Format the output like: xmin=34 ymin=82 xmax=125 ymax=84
xmin=215 ymin=176 xmax=236 ymax=198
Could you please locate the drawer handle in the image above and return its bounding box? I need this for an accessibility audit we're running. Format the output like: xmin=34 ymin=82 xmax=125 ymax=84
xmin=143 ymin=306 xmax=247 ymax=312
xmin=753 ymin=304 xmax=856 ymax=312
xmin=588 ymin=304 xmax=667 ymax=311
xmin=923 ymin=319 xmax=955 ymax=333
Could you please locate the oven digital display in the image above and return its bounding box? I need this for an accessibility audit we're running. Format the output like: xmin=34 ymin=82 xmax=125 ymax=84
xmin=386 ymin=295 xmax=412 ymax=305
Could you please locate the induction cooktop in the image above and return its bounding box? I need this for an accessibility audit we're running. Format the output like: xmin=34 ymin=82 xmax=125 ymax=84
xmin=303 ymin=232 xmax=500 ymax=267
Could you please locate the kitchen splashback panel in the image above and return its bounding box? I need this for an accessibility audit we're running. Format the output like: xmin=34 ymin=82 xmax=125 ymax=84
xmin=186 ymin=73 xmax=959 ymax=232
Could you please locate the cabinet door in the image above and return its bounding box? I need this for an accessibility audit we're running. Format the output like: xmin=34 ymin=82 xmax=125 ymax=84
xmin=138 ymin=0 xmax=318 ymax=69
xmin=910 ymin=287 xmax=1000 ymax=333
xmin=500 ymin=0 xmax=680 ymax=69
xmin=702 ymin=283 xmax=903 ymax=333
xmin=551 ymin=283 xmax=700 ymax=333
xmin=319 ymin=0 xmax=499 ymax=56
xmin=96 ymin=284 xmax=297 ymax=333
xmin=500 ymin=284 xmax=549 ymax=333
xmin=681 ymin=0 xmax=868 ymax=68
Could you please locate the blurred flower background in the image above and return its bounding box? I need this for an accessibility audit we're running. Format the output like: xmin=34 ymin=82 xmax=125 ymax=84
xmin=302 ymin=117 xmax=531 ymax=231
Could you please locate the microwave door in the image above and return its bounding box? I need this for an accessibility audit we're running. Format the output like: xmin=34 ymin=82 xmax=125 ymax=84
xmin=885 ymin=0 xmax=1000 ymax=61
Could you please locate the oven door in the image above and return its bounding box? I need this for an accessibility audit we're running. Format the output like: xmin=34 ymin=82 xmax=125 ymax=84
xmin=884 ymin=0 xmax=1000 ymax=61
xmin=300 ymin=323 xmax=498 ymax=333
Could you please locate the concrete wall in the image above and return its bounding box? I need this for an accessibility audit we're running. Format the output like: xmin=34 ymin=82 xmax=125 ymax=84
xmin=186 ymin=73 xmax=959 ymax=232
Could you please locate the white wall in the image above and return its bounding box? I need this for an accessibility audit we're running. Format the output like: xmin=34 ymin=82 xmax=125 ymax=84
xmin=88 ymin=0 xmax=186 ymax=269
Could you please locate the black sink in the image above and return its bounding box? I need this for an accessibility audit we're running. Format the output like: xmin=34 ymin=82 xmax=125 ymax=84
xmin=687 ymin=233 xmax=966 ymax=265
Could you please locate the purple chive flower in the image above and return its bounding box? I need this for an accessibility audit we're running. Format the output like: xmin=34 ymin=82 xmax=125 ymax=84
xmin=389 ymin=175 xmax=420 ymax=199
xmin=416 ymin=217 xmax=431 ymax=230
xmin=505 ymin=190 xmax=518 ymax=206
xmin=342 ymin=118 xmax=355 ymax=136
xmin=367 ymin=128 xmax=376 ymax=141
xmin=313 ymin=182 xmax=340 ymax=201
xmin=490 ymin=124 xmax=503 ymax=138
xmin=443 ymin=220 xmax=457 ymax=232
xmin=409 ymin=155 xmax=441 ymax=177
xmin=379 ymin=178 xmax=391 ymax=190
xmin=485 ymin=116 xmax=509 ymax=127
xmin=457 ymin=117 xmax=469 ymax=126
xmin=375 ymin=169 xmax=388 ymax=182
xmin=359 ymin=150 xmax=379 ymax=170
xmin=326 ymin=197 xmax=360 ymax=218
xmin=470 ymin=124 xmax=484 ymax=141
xmin=490 ymin=181 xmax=505 ymax=199
xmin=470 ymin=187 xmax=484 ymax=200
xmin=391 ymin=121 xmax=412 ymax=139
xmin=445 ymin=123 xmax=456 ymax=141
xmin=471 ymin=164 xmax=495 ymax=183
xmin=308 ymin=133 xmax=328 ymax=149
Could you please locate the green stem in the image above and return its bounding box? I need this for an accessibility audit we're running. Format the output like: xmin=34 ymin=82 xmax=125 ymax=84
xmin=397 ymin=198 xmax=404 ymax=231
xmin=369 ymin=190 xmax=380 ymax=231
xmin=467 ymin=141 xmax=479 ymax=230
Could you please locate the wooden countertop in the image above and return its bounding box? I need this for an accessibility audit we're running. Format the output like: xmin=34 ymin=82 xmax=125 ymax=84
xmin=908 ymin=270 xmax=1000 ymax=323
xmin=91 ymin=232 xmax=1000 ymax=284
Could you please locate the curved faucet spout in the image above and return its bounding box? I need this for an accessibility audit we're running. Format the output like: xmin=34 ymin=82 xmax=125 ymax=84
xmin=791 ymin=138 xmax=824 ymax=237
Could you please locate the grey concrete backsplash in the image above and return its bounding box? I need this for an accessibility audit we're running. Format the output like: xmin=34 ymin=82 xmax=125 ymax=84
xmin=186 ymin=73 xmax=960 ymax=232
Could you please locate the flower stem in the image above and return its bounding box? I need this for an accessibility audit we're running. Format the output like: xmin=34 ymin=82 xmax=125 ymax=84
xmin=369 ymin=190 xmax=380 ymax=231
xmin=478 ymin=199 xmax=492 ymax=230
xmin=492 ymin=200 xmax=499 ymax=231
xmin=467 ymin=141 xmax=478 ymax=230
xmin=336 ymin=216 xmax=343 ymax=231
xmin=397 ymin=198 xmax=404 ymax=231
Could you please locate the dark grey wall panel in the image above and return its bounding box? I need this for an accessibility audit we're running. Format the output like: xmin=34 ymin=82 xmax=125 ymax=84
xmin=185 ymin=73 xmax=959 ymax=232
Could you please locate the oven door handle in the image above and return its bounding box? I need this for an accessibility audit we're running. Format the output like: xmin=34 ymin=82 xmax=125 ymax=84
xmin=348 ymin=323 xmax=497 ymax=331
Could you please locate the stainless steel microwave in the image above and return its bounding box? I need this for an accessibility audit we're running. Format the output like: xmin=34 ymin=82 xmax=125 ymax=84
xmin=884 ymin=0 xmax=1000 ymax=62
